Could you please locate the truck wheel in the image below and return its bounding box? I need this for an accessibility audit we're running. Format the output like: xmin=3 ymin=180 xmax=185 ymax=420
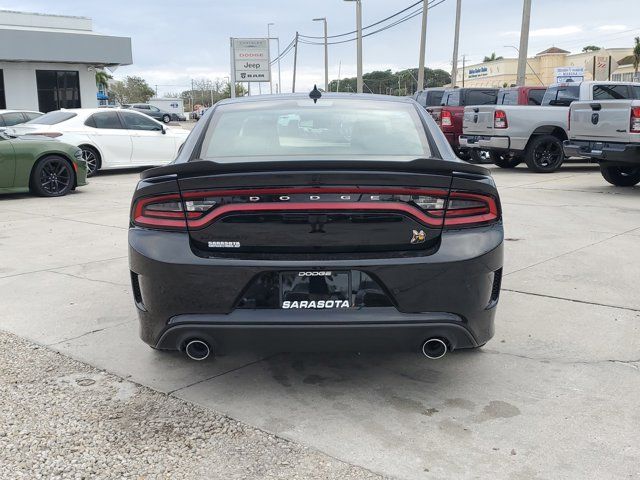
xmin=524 ymin=135 xmax=564 ymax=173
xmin=600 ymin=165 xmax=640 ymax=186
xmin=490 ymin=152 xmax=521 ymax=168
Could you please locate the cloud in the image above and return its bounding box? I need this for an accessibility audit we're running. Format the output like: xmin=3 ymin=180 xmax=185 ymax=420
xmin=501 ymin=25 xmax=583 ymax=38
xmin=596 ymin=24 xmax=628 ymax=32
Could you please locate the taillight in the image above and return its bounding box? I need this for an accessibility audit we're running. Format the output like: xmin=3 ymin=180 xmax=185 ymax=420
xmin=630 ymin=107 xmax=640 ymax=133
xmin=444 ymin=191 xmax=500 ymax=228
xmin=132 ymin=194 xmax=188 ymax=230
xmin=494 ymin=110 xmax=508 ymax=129
xmin=441 ymin=110 xmax=452 ymax=127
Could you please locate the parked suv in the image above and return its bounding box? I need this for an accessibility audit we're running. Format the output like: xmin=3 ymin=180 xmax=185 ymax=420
xmin=428 ymin=88 xmax=498 ymax=160
xmin=124 ymin=104 xmax=173 ymax=124
xmin=412 ymin=88 xmax=445 ymax=109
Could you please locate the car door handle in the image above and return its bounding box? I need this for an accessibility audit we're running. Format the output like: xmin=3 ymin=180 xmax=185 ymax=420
xmin=616 ymin=129 xmax=626 ymax=132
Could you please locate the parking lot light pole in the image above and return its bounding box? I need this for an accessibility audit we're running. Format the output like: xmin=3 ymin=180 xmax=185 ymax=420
xmin=344 ymin=0 xmax=363 ymax=93
xmin=313 ymin=17 xmax=329 ymax=92
xmin=417 ymin=0 xmax=428 ymax=92
xmin=267 ymin=23 xmax=274 ymax=94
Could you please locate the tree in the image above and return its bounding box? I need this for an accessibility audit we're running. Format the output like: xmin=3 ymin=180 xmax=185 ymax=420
xmin=483 ymin=52 xmax=503 ymax=62
xmin=582 ymin=45 xmax=602 ymax=52
xmin=634 ymin=37 xmax=640 ymax=75
xmin=94 ymin=69 xmax=112 ymax=88
xmin=109 ymin=76 xmax=155 ymax=104
xmin=328 ymin=67 xmax=450 ymax=95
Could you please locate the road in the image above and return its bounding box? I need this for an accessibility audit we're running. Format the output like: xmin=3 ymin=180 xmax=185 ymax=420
xmin=0 ymin=162 xmax=638 ymax=479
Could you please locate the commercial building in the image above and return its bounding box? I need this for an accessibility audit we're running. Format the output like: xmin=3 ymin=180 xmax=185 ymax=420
xmin=455 ymin=46 xmax=634 ymax=87
xmin=0 ymin=10 xmax=132 ymax=112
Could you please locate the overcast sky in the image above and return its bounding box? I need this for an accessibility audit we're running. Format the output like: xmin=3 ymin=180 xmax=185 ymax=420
xmin=3 ymin=0 xmax=639 ymax=95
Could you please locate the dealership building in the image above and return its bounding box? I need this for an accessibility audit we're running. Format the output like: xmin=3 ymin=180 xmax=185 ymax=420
xmin=0 ymin=10 xmax=132 ymax=112
xmin=455 ymin=46 xmax=634 ymax=87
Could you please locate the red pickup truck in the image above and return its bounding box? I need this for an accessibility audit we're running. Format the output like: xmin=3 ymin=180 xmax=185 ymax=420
xmin=429 ymin=86 xmax=546 ymax=162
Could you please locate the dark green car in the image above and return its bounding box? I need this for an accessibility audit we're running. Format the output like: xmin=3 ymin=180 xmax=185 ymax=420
xmin=0 ymin=132 xmax=87 ymax=196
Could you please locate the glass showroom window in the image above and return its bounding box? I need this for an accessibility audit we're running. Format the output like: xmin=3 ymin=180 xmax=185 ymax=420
xmin=36 ymin=70 xmax=81 ymax=112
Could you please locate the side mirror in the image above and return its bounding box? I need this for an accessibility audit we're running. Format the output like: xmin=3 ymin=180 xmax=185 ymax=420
xmin=161 ymin=126 xmax=166 ymax=134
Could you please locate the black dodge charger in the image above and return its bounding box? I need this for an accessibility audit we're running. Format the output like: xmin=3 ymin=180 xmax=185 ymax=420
xmin=128 ymin=92 xmax=503 ymax=360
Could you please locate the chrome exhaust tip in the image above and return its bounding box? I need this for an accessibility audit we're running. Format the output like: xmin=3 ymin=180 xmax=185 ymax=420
xmin=184 ymin=339 xmax=211 ymax=361
xmin=421 ymin=338 xmax=448 ymax=359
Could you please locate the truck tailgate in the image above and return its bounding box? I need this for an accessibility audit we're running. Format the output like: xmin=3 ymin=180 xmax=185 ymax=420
xmin=463 ymin=106 xmax=496 ymax=135
xmin=570 ymin=100 xmax=635 ymax=143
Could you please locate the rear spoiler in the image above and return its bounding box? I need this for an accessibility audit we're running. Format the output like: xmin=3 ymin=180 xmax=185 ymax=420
xmin=140 ymin=158 xmax=490 ymax=180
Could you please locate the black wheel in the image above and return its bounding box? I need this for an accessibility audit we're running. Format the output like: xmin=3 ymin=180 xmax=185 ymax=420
xmin=80 ymin=146 xmax=101 ymax=177
xmin=490 ymin=151 xmax=522 ymax=169
xmin=524 ymin=135 xmax=564 ymax=173
xmin=600 ymin=165 xmax=640 ymax=186
xmin=469 ymin=149 xmax=492 ymax=164
xmin=31 ymin=156 xmax=74 ymax=197
xmin=162 ymin=114 xmax=171 ymax=124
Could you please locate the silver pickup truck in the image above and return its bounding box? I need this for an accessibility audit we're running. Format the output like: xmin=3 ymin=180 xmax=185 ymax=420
xmin=564 ymin=98 xmax=640 ymax=186
xmin=459 ymin=81 xmax=640 ymax=173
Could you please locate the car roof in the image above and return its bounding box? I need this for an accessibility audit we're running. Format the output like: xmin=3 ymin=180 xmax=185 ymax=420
xmin=216 ymin=92 xmax=418 ymax=107
xmin=0 ymin=109 xmax=42 ymax=114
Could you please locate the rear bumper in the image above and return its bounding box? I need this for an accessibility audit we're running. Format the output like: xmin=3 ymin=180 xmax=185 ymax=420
xmin=459 ymin=134 xmax=510 ymax=151
xmin=129 ymin=225 xmax=504 ymax=353
xmin=563 ymin=140 xmax=640 ymax=165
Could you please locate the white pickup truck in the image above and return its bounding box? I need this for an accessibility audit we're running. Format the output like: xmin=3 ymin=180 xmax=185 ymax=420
xmin=459 ymin=81 xmax=640 ymax=172
xmin=564 ymin=98 xmax=640 ymax=186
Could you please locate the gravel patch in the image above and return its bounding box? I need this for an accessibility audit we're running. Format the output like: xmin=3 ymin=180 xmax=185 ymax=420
xmin=0 ymin=330 xmax=385 ymax=479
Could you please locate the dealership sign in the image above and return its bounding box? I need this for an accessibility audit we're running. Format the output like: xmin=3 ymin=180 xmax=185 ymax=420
xmin=555 ymin=66 xmax=584 ymax=83
xmin=231 ymin=38 xmax=271 ymax=82
xmin=468 ymin=66 xmax=489 ymax=78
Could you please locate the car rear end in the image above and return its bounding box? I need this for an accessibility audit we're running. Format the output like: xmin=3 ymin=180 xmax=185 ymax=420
xmin=459 ymin=105 xmax=511 ymax=152
xmin=564 ymin=99 xmax=640 ymax=164
xmin=128 ymin=95 xmax=503 ymax=358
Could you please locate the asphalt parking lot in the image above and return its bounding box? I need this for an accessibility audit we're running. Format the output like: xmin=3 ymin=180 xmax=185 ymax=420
xmin=1 ymin=162 xmax=639 ymax=479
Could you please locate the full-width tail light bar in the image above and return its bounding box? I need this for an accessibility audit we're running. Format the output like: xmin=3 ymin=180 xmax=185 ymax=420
xmin=630 ymin=107 xmax=640 ymax=133
xmin=131 ymin=187 xmax=500 ymax=231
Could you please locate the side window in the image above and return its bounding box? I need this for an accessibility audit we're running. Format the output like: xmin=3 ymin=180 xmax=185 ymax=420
xmin=150 ymin=106 xmax=160 ymax=112
xmin=593 ymin=84 xmax=632 ymax=100
xmin=24 ymin=112 xmax=42 ymax=121
xmin=633 ymin=85 xmax=640 ymax=99
xmin=87 ymin=112 xmax=123 ymax=129
xmin=137 ymin=105 xmax=150 ymax=110
xmin=498 ymin=91 xmax=518 ymax=105
xmin=416 ymin=92 xmax=427 ymax=106
xmin=427 ymin=91 xmax=444 ymax=107
xmin=120 ymin=112 xmax=162 ymax=131
xmin=2 ymin=112 xmax=28 ymax=126
xmin=0 ymin=115 xmax=5 ymax=127
xmin=528 ymin=89 xmax=545 ymax=105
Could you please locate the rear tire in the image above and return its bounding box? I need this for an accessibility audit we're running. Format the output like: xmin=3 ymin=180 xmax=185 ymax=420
xmin=490 ymin=151 xmax=522 ymax=169
xmin=524 ymin=135 xmax=564 ymax=173
xmin=80 ymin=146 xmax=101 ymax=177
xmin=600 ymin=165 xmax=640 ymax=186
xmin=31 ymin=156 xmax=74 ymax=197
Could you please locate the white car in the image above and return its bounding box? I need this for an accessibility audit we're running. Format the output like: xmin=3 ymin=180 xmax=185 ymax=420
xmin=7 ymin=108 xmax=190 ymax=176
xmin=0 ymin=110 xmax=42 ymax=132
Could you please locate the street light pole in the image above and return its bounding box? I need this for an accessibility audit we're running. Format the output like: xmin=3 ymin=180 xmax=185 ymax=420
xmin=417 ymin=0 xmax=429 ymax=92
xmin=292 ymin=32 xmax=299 ymax=93
xmin=516 ymin=0 xmax=532 ymax=86
xmin=345 ymin=0 xmax=363 ymax=93
xmin=450 ymin=0 xmax=461 ymax=87
xmin=313 ymin=17 xmax=329 ymax=92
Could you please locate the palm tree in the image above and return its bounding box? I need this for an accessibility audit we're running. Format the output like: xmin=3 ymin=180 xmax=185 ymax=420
xmin=95 ymin=70 xmax=113 ymax=89
xmin=633 ymin=37 xmax=640 ymax=75
xmin=483 ymin=52 xmax=504 ymax=63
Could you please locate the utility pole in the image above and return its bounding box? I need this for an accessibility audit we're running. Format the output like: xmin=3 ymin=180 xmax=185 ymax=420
xmin=229 ymin=38 xmax=236 ymax=98
xmin=450 ymin=0 xmax=462 ymax=87
xmin=516 ymin=0 xmax=532 ymax=86
xmin=337 ymin=60 xmax=342 ymax=92
xmin=345 ymin=0 xmax=363 ymax=93
xmin=313 ymin=17 xmax=329 ymax=92
xmin=462 ymin=55 xmax=466 ymax=87
xmin=292 ymin=32 xmax=299 ymax=93
xmin=417 ymin=0 xmax=429 ymax=92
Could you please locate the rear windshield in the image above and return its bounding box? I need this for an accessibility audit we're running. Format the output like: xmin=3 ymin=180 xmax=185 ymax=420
xmin=25 ymin=111 xmax=76 ymax=125
xmin=497 ymin=90 xmax=519 ymax=105
xmin=542 ymin=85 xmax=580 ymax=106
xmin=592 ymin=84 xmax=633 ymax=100
xmin=528 ymin=88 xmax=546 ymax=105
xmin=464 ymin=90 xmax=497 ymax=106
xmin=200 ymin=99 xmax=431 ymax=161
